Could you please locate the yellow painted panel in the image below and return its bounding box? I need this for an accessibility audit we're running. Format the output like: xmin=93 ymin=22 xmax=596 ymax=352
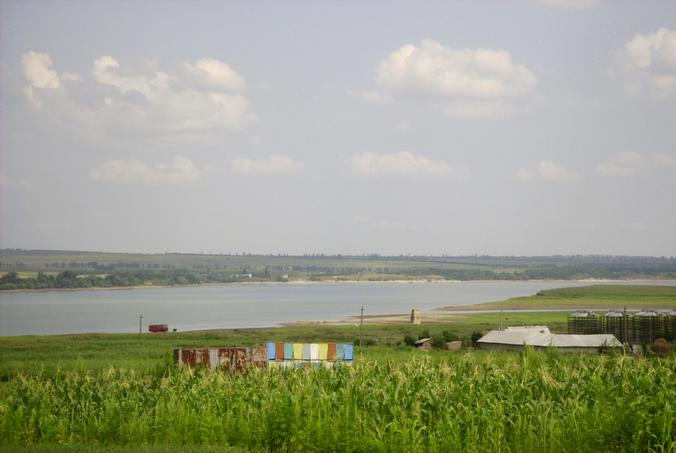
xmin=319 ymin=343 xmax=328 ymax=360
xmin=293 ymin=343 xmax=303 ymax=359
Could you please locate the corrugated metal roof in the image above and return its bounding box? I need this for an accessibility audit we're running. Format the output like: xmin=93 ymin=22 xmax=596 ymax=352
xmin=569 ymin=310 xmax=598 ymax=318
xmin=478 ymin=326 xmax=622 ymax=348
xmin=636 ymin=310 xmax=661 ymax=317
xmin=547 ymin=334 xmax=621 ymax=348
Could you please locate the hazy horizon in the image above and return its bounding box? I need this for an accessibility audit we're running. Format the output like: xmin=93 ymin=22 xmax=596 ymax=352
xmin=2 ymin=1 xmax=675 ymax=256
xmin=3 ymin=248 xmax=676 ymax=260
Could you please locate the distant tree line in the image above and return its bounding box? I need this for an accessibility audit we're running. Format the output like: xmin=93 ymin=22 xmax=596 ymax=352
xmin=2 ymin=259 xmax=675 ymax=291
xmin=406 ymin=265 xmax=676 ymax=280
xmin=0 ymin=270 xmax=201 ymax=290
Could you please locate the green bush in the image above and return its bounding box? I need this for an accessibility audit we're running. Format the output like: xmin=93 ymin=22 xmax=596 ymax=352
xmin=442 ymin=330 xmax=459 ymax=342
xmin=403 ymin=334 xmax=417 ymax=346
xmin=431 ymin=335 xmax=447 ymax=349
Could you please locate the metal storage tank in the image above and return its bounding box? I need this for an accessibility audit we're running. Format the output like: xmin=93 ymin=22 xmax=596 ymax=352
xmin=664 ymin=310 xmax=676 ymax=342
xmin=567 ymin=310 xmax=601 ymax=334
xmin=632 ymin=310 xmax=663 ymax=345
xmin=604 ymin=310 xmax=631 ymax=344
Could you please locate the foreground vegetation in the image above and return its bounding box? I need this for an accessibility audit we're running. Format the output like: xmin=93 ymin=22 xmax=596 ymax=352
xmin=450 ymin=285 xmax=676 ymax=311
xmin=1 ymin=350 xmax=674 ymax=452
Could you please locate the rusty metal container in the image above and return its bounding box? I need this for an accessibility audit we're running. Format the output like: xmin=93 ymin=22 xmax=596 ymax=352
xmin=174 ymin=346 xmax=267 ymax=372
xmin=148 ymin=324 xmax=168 ymax=332
xmin=175 ymin=348 xmax=210 ymax=367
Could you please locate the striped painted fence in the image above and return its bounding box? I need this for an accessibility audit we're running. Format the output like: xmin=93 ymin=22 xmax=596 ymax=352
xmin=174 ymin=343 xmax=353 ymax=371
xmin=266 ymin=342 xmax=353 ymax=369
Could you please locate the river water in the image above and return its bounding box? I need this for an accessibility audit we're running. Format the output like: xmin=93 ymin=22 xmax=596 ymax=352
xmin=1 ymin=280 xmax=674 ymax=336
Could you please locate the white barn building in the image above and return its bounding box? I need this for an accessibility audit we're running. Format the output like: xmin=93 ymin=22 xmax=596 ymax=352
xmin=477 ymin=326 xmax=622 ymax=353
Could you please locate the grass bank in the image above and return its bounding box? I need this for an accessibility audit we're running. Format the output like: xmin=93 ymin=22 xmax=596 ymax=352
xmin=442 ymin=284 xmax=676 ymax=311
xmin=0 ymin=312 xmax=569 ymax=378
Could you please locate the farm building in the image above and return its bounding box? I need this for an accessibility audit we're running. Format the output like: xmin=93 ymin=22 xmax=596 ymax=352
xmin=415 ymin=338 xmax=433 ymax=350
xmin=477 ymin=326 xmax=622 ymax=353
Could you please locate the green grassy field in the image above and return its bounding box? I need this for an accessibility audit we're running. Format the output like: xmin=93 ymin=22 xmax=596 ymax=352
xmin=1 ymin=288 xmax=675 ymax=452
xmin=0 ymin=313 xmax=570 ymax=379
xmin=0 ymin=271 xmax=60 ymax=279
xmin=444 ymin=284 xmax=676 ymax=311
xmin=1 ymin=349 xmax=674 ymax=452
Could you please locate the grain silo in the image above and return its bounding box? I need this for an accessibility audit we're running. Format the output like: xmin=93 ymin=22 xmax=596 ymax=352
xmin=567 ymin=310 xmax=601 ymax=335
xmin=632 ymin=310 xmax=663 ymax=345
xmin=603 ymin=310 xmax=631 ymax=344
xmin=664 ymin=310 xmax=676 ymax=342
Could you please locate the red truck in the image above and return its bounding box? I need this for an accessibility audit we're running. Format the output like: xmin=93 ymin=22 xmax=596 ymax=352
xmin=148 ymin=324 xmax=169 ymax=333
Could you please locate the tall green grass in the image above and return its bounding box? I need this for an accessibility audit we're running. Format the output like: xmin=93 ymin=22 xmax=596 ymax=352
xmin=1 ymin=350 xmax=674 ymax=452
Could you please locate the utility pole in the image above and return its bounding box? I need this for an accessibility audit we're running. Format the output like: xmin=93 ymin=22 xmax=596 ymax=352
xmin=500 ymin=310 xmax=504 ymax=331
xmin=139 ymin=313 xmax=143 ymax=334
xmin=359 ymin=305 xmax=364 ymax=347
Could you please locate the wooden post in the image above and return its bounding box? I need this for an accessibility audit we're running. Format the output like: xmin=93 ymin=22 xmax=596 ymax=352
xmin=359 ymin=305 xmax=364 ymax=347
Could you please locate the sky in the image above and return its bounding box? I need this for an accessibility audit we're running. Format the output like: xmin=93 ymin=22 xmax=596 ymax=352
xmin=1 ymin=0 xmax=675 ymax=256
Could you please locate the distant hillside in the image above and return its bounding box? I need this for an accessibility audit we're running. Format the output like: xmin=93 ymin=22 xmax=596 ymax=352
xmin=1 ymin=250 xmax=675 ymax=290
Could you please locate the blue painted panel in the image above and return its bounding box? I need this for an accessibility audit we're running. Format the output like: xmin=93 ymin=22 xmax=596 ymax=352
xmin=343 ymin=344 xmax=354 ymax=361
xmin=267 ymin=342 xmax=276 ymax=361
xmin=284 ymin=343 xmax=294 ymax=360
xmin=336 ymin=343 xmax=345 ymax=360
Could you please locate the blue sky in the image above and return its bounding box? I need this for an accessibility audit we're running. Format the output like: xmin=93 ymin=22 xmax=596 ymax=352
xmin=1 ymin=0 xmax=675 ymax=255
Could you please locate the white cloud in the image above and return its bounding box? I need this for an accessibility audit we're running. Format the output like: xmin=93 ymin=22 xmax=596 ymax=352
xmin=23 ymin=52 xmax=60 ymax=89
xmin=596 ymin=152 xmax=642 ymax=176
xmin=538 ymin=0 xmax=598 ymax=8
xmin=623 ymin=28 xmax=676 ymax=97
xmin=90 ymin=156 xmax=200 ymax=185
xmin=230 ymin=155 xmax=300 ymax=175
xmin=597 ymin=152 xmax=676 ymax=176
xmin=517 ymin=160 xmax=578 ymax=183
xmin=376 ymin=39 xmax=536 ymax=99
xmin=184 ymin=58 xmax=245 ymax=91
xmin=369 ymin=39 xmax=537 ymax=118
xmin=652 ymin=152 xmax=676 ymax=167
xmin=22 ymin=53 xmax=253 ymax=135
xmin=91 ymin=56 xmax=252 ymax=132
xmin=349 ymin=151 xmax=468 ymax=179
xmin=94 ymin=56 xmax=170 ymax=99
xmin=22 ymin=52 xmax=62 ymax=109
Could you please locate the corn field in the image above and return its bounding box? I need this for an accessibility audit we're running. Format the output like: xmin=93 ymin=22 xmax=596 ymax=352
xmin=1 ymin=350 xmax=674 ymax=452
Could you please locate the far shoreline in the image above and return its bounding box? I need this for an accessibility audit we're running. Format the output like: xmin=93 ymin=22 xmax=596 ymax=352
xmin=2 ymin=277 xmax=676 ymax=295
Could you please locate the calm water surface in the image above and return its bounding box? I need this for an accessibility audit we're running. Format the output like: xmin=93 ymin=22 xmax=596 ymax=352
xmin=1 ymin=280 xmax=674 ymax=336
